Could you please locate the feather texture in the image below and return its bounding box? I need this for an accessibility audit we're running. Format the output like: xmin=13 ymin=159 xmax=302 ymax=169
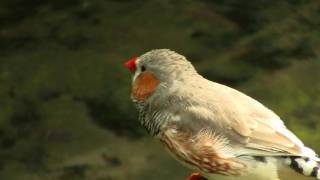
xmin=129 ymin=49 xmax=320 ymax=179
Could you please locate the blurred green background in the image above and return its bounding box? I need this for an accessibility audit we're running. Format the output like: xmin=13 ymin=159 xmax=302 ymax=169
xmin=0 ymin=0 xmax=320 ymax=179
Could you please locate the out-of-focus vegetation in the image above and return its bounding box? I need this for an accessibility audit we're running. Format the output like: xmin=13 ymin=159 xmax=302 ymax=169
xmin=0 ymin=0 xmax=319 ymax=179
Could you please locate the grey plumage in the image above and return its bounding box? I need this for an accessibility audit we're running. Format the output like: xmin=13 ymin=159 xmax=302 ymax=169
xmin=128 ymin=49 xmax=320 ymax=180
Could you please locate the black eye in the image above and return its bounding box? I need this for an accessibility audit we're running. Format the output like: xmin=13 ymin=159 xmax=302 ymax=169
xmin=141 ymin=65 xmax=146 ymax=72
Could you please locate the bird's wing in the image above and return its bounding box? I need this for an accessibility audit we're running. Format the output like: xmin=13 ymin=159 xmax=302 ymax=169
xmin=175 ymin=82 xmax=316 ymax=158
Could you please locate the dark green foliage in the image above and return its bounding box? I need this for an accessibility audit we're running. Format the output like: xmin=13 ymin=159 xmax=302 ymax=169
xmin=0 ymin=0 xmax=319 ymax=179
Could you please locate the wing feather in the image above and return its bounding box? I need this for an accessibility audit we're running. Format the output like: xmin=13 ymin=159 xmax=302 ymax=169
xmin=174 ymin=81 xmax=316 ymax=158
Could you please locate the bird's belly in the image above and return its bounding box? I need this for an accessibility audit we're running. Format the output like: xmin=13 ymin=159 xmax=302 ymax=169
xmin=202 ymin=157 xmax=279 ymax=180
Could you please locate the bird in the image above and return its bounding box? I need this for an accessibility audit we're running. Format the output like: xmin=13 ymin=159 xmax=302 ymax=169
xmin=124 ymin=49 xmax=320 ymax=180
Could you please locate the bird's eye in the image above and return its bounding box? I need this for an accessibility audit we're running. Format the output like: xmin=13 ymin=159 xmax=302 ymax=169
xmin=141 ymin=65 xmax=146 ymax=72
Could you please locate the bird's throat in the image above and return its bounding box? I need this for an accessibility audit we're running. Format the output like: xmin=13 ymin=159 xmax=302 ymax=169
xmin=132 ymin=72 xmax=160 ymax=101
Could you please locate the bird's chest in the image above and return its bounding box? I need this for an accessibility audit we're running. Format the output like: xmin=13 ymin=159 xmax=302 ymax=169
xmin=133 ymin=101 xmax=165 ymax=136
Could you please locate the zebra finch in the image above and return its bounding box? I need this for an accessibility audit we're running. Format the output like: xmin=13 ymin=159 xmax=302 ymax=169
xmin=124 ymin=49 xmax=320 ymax=180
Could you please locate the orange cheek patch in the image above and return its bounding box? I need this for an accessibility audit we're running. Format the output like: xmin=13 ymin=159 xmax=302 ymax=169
xmin=132 ymin=72 xmax=160 ymax=101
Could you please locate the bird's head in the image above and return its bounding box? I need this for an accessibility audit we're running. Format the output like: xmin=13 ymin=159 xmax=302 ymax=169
xmin=124 ymin=49 xmax=197 ymax=102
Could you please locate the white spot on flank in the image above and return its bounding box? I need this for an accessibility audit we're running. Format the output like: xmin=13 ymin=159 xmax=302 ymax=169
xmin=284 ymin=158 xmax=291 ymax=165
xmin=171 ymin=129 xmax=177 ymax=134
xmin=171 ymin=115 xmax=181 ymax=122
xmin=203 ymin=158 xmax=209 ymax=163
xmin=232 ymin=162 xmax=245 ymax=169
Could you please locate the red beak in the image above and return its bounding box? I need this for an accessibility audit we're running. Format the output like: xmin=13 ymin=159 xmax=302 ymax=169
xmin=124 ymin=57 xmax=138 ymax=72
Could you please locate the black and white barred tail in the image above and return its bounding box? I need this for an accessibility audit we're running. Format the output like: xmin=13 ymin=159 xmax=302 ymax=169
xmin=284 ymin=156 xmax=320 ymax=179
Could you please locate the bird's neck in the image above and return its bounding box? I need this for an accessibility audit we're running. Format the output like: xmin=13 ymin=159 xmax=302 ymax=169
xmin=133 ymin=75 xmax=205 ymax=137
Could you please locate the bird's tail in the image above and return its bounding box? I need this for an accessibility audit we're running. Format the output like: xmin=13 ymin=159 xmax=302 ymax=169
xmin=284 ymin=156 xmax=320 ymax=179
